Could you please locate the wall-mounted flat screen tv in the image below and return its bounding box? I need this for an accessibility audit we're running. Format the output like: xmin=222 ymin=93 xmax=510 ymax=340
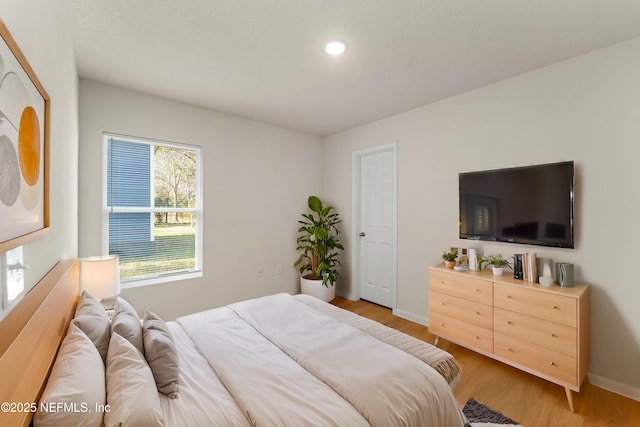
xmin=459 ymin=161 xmax=574 ymax=249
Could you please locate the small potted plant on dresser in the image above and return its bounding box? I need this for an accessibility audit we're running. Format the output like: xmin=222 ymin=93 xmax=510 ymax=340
xmin=484 ymin=255 xmax=511 ymax=276
xmin=295 ymin=195 xmax=344 ymax=302
xmin=442 ymin=251 xmax=457 ymax=268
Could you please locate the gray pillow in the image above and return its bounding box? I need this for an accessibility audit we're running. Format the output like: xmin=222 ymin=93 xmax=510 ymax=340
xmin=143 ymin=309 xmax=179 ymax=398
xmin=111 ymin=297 xmax=144 ymax=354
xmin=72 ymin=291 xmax=111 ymax=362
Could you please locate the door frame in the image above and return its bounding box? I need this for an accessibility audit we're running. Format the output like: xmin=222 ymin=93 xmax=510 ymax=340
xmin=351 ymin=142 xmax=398 ymax=309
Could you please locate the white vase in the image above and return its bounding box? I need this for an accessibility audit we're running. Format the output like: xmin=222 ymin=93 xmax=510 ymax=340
xmin=492 ymin=267 xmax=504 ymax=276
xmin=300 ymin=276 xmax=335 ymax=302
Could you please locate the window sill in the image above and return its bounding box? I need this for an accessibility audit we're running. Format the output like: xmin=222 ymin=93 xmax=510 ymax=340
xmin=120 ymin=270 xmax=202 ymax=289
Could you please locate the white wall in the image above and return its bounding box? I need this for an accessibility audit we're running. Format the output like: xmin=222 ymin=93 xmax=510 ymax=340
xmin=78 ymin=80 xmax=323 ymax=320
xmin=0 ymin=2 xmax=78 ymax=293
xmin=324 ymin=37 xmax=640 ymax=395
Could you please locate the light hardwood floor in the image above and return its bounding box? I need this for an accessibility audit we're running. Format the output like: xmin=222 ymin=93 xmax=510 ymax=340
xmin=332 ymin=296 xmax=640 ymax=427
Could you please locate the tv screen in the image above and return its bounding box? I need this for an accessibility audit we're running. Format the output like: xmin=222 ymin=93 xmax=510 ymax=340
xmin=459 ymin=161 xmax=574 ymax=248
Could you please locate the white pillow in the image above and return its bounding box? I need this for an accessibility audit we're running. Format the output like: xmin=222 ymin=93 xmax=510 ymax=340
xmin=34 ymin=322 xmax=106 ymax=427
xmin=105 ymin=332 xmax=165 ymax=427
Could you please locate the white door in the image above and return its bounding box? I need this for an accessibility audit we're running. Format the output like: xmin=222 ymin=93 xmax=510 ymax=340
xmin=357 ymin=145 xmax=396 ymax=308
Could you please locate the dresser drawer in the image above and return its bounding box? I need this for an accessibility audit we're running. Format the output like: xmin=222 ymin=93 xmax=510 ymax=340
xmin=494 ymin=283 xmax=576 ymax=327
xmin=429 ymin=270 xmax=492 ymax=305
xmin=430 ymin=311 xmax=493 ymax=353
xmin=429 ymin=291 xmax=493 ymax=330
xmin=495 ymin=332 xmax=576 ymax=385
xmin=494 ymin=308 xmax=576 ymax=358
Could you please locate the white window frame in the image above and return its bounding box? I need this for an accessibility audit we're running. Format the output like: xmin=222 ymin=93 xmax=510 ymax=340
xmin=102 ymin=133 xmax=203 ymax=288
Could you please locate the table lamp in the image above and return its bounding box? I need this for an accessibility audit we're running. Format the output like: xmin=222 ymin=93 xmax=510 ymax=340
xmin=79 ymin=255 xmax=120 ymax=310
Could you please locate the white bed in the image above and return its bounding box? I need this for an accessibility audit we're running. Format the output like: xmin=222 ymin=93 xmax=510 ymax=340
xmin=0 ymin=261 xmax=466 ymax=426
xmin=167 ymin=293 xmax=466 ymax=426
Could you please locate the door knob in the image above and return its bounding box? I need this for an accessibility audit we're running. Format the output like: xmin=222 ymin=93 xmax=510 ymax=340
xmin=359 ymin=232 xmax=366 ymax=237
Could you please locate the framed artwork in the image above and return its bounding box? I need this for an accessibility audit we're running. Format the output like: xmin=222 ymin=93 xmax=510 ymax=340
xmin=0 ymin=20 xmax=50 ymax=253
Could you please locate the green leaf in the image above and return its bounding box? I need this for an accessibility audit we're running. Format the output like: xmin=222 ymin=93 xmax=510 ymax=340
xmin=308 ymin=196 xmax=322 ymax=213
xmin=315 ymin=228 xmax=327 ymax=240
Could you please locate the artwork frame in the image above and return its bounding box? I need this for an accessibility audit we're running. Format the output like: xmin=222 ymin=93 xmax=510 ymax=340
xmin=0 ymin=19 xmax=50 ymax=253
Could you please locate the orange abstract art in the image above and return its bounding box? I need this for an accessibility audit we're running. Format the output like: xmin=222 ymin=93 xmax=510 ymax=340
xmin=0 ymin=20 xmax=49 ymax=252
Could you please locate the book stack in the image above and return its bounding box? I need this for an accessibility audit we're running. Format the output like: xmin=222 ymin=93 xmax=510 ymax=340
xmin=522 ymin=252 xmax=537 ymax=283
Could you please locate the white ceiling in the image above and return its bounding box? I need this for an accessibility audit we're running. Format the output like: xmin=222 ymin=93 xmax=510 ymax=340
xmin=64 ymin=0 xmax=640 ymax=136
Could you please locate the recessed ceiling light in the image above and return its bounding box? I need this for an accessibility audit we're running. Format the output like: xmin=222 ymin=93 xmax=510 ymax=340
xmin=323 ymin=40 xmax=347 ymax=56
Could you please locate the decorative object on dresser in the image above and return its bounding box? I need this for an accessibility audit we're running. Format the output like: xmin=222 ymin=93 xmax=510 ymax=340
xmin=539 ymin=259 xmax=554 ymax=286
xmin=556 ymin=263 xmax=575 ymax=287
xmin=468 ymin=248 xmax=482 ymax=271
xmin=429 ymin=263 xmax=589 ymax=412
xmin=522 ymin=252 xmax=538 ymax=283
xmin=295 ymin=195 xmax=344 ymax=302
xmin=442 ymin=251 xmax=458 ymax=268
xmin=456 ymin=247 xmax=469 ymax=266
xmin=482 ymin=255 xmax=511 ymax=276
xmin=513 ymin=254 xmax=523 ymax=279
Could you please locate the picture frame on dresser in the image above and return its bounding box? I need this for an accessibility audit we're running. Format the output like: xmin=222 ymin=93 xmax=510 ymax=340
xmin=428 ymin=263 xmax=589 ymax=412
xmin=0 ymin=19 xmax=50 ymax=254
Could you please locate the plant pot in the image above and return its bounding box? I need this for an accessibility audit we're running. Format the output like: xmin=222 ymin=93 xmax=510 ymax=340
xmin=444 ymin=261 xmax=456 ymax=268
xmin=300 ymin=276 xmax=335 ymax=302
xmin=492 ymin=266 xmax=504 ymax=276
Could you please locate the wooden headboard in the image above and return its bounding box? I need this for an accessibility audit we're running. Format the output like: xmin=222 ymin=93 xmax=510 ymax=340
xmin=0 ymin=259 xmax=78 ymax=427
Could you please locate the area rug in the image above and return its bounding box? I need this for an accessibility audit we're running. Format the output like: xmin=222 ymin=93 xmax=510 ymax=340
xmin=463 ymin=397 xmax=524 ymax=427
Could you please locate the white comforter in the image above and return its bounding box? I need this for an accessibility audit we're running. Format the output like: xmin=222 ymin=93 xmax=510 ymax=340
xmin=159 ymin=323 xmax=250 ymax=426
xmin=176 ymin=293 xmax=466 ymax=427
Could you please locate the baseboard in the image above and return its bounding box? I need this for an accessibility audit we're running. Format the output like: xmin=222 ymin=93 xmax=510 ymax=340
xmin=335 ymin=290 xmax=355 ymax=300
xmin=335 ymin=292 xmax=429 ymax=326
xmin=392 ymin=308 xmax=428 ymax=326
xmin=588 ymin=373 xmax=640 ymax=402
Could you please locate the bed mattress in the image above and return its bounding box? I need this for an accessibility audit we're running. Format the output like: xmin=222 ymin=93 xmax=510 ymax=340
xmin=165 ymin=293 xmax=465 ymax=427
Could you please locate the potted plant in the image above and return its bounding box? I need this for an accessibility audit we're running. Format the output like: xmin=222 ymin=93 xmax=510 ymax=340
xmin=483 ymin=255 xmax=512 ymax=276
xmin=295 ymin=196 xmax=344 ymax=302
xmin=442 ymin=251 xmax=457 ymax=268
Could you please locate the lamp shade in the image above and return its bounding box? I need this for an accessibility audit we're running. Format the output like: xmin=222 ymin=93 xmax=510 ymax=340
xmin=79 ymin=255 xmax=120 ymax=299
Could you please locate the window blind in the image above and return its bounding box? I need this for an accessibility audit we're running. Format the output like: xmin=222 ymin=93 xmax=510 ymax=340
xmin=105 ymin=135 xmax=202 ymax=283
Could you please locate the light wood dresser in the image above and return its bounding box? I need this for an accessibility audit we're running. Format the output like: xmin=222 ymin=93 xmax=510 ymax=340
xmin=428 ymin=264 xmax=590 ymax=412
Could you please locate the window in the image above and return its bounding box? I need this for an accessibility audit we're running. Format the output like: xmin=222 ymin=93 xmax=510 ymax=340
xmin=472 ymin=203 xmax=490 ymax=234
xmin=103 ymin=134 xmax=202 ymax=285
xmin=1 ymin=246 xmax=26 ymax=319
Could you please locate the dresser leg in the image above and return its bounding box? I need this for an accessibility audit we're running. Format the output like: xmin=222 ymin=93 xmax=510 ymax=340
xmin=434 ymin=336 xmax=439 ymax=346
xmin=565 ymin=387 xmax=575 ymax=412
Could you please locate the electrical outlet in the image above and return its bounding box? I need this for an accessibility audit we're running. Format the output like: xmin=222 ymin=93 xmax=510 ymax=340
xmin=256 ymin=266 xmax=263 ymax=277
xmin=276 ymin=264 xmax=283 ymax=275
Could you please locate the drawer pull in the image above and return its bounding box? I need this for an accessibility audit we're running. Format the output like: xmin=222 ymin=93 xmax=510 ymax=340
xmin=474 ymin=336 xmax=480 ymax=340
xmin=440 ymin=302 xmax=445 ymax=305
xmin=507 ymin=348 xmax=513 ymax=352
xmin=507 ymin=321 xmax=513 ymax=325
xmin=475 ymin=311 xmax=480 ymax=315
xmin=440 ymin=280 xmax=446 ymax=284
xmin=507 ymin=295 xmax=513 ymax=299
xmin=550 ymin=361 xmax=556 ymax=366
xmin=475 ymin=289 xmax=481 ymax=292
xmin=552 ymin=305 xmax=558 ymax=309
xmin=551 ymin=334 xmax=558 ymax=338
xmin=439 ymin=322 xmax=444 ymax=326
